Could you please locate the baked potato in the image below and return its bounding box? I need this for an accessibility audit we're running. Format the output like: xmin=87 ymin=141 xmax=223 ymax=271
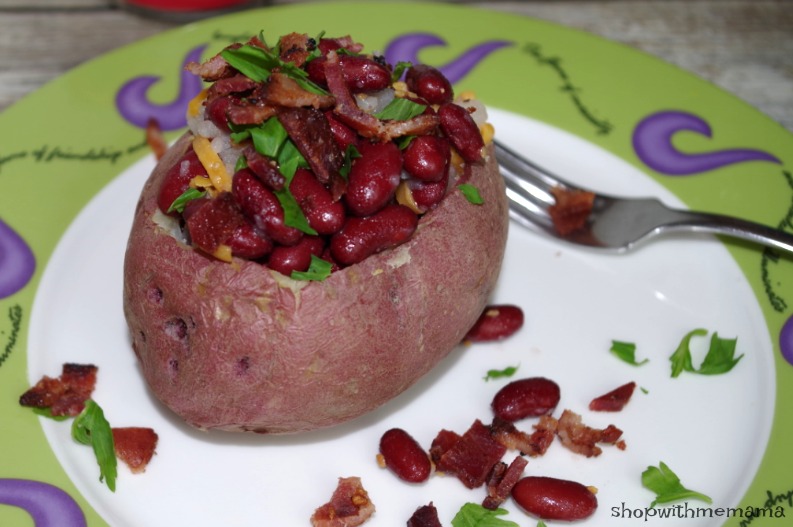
xmin=122 ymin=33 xmax=508 ymax=433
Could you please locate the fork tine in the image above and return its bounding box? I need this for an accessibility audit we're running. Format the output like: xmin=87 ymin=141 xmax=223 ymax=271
xmin=502 ymin=176 xmax=555 ymax=230
xmin=493 ymin=139 xmax=574 ymax=196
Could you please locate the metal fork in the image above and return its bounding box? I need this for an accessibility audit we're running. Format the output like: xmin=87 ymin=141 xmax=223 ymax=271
xmin=495 ymin=139 xmax=793 ymax=254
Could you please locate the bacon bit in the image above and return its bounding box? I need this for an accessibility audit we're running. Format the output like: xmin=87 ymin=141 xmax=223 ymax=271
xmin=482 ymin=455 xmax=528 ymax=510
xmin=227 ymin=103 xmax=278 ymax=127
xmin=185 ymin=43 xmax=241 ymax=82
xmin=489 ymin=416 xmax=557 ymax=457
xmin=19 ymin=363 xmax=98 ymax=417
xmin=112 ymin=427 xmax=158 ymax=474
xmin=589 ymin=381 xmax=637 ymax=412
xmin=278 ymin=107 xmax=344 ymax=196
xmin=434 ymin=420 xmax=507 ymax=489
xmin=429 ymin=429 xmax=461 ymax=466
xmin=263 ymin=72 xmax=335 ymax=110
xmin=310 ymin=477 xmax=375 ymax=527
xmin=146 ymin=118 xmax=168 ymax=161
xmin=548 ymin=186 xmax=595 ymax=236
xmin=407 ymin=503 xmax=443 ymax=527
xmin=278 ymin=32 xmax=315 ymax=68
xmin=556 ymin=409 xmax=623 ymax=457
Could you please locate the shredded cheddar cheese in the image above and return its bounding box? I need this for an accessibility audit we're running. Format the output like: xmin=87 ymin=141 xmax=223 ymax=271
xmin=188 ymin=89 xmax=208 ymax=118
xmin=480 ymin=122 xmax=495 ymax=145
xmin=192 ymin=135 xmax=232 ymax=193
xmin=212 ymin=244 xmax=233 ymax=263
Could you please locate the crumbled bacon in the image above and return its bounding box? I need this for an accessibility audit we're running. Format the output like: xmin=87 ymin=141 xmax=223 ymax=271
xmin=278 ymin=32 xmax=315 ymax=68
xmin=548 ymin=186 xmax=595 ymax=236
xmin=186 ymin=43 xmax=242 ymax=82
xmin=589 ymin=381 xmax=637 ymax=412
xmin=263 ymin=72 xmax=335 ymax=110
xmin=278 ymin=107 xmax=345 ymax=196
xmin=112 ymin=427 xmax=159 ymax=473
xmin=429 ymin=429 xmax=461 ymax=465
xmin=556 ymin=409 xmax=623 ymax=457
xmin=244 ymin=145 xmax=286 ymax=191
xmin=19 ymin=363 xmax=98 ymax=417
xmin=407 ymin=503 xmax=443 ymax=527
xmin=310 ymin=477 xmax=375 ymax=527
xmin=227 ymin=102 xmax=278 ymax=127
xmin=489 ymin=416 xmax=557 ymax=457
xmin=146 ymin=118 xmax=168 ymax=161
xmin=482 ymin=455 xmax=528 ymax=510
xmin=434 ymin=420 xmax=507 ymax=489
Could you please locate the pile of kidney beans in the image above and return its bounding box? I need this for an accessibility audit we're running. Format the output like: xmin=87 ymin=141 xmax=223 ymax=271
xmin=156 ymin=33 xmax=488 ymax=276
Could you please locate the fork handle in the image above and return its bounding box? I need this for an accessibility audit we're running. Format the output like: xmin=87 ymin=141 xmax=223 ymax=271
xmin=665 ymin=209 xmax=793 ymax=254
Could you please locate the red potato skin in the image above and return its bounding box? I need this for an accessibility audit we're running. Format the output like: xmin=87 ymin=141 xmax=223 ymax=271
xmin=123 ymin=132 xmax=508 ymax=434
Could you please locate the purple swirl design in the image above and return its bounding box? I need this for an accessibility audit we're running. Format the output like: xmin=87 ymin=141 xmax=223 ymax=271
xmin=0 ymin=218 xmax=36 ymax=299
xmin=781 ymin=315 xmax=793 ymax=366
xmin=384 ymin=33 xmax=512 ymax=84
xmin=116 ymin=44 xmax=207 ymax=131
xmin=0 ymin=479 xmax=86 ymax=527
xmin=633 ymin=111 xmax=781 ymax=175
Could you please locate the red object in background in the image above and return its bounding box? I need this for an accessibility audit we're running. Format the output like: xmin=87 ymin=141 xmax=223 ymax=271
xmin=124 ymin=0 xmax=252 ymax=10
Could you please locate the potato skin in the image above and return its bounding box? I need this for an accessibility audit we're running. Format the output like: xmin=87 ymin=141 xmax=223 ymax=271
xmin=123 ymin=132 xmax=508 ymax=433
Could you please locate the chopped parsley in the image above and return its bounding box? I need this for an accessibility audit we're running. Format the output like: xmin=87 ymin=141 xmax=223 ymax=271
xmin=72 ymin=400 xmax=117 ymax=492
xmin=642 ymin=461 xmax=712 ymax=507
xmin=167 ymin=188 xmax=206 ymax=214
xmin=483 ymin=364 xmax=520 ymax=381
xmin=451 ymin=503 xmax=520 ymax=527
xmin=459 ymin=184 xmax=484 ymax=205
xmin=610 ymin=340 xmax=649 ymax=366
xmin=291 ymin=255 xmax=333 ymax=282
xmin=220 ymin=42 xmax=328 ymax=95
xmin=374 ymin=98 xmax=427 ymax=121
xmin=669 ymin=329 xmax=742 ymax=378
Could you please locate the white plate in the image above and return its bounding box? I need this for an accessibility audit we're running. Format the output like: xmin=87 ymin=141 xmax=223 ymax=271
xmin=27 ymin=108 xmax=776 ymax=526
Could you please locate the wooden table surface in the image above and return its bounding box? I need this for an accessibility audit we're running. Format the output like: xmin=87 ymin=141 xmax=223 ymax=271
xmin=1 ymin=0 xmax=792 ymax=132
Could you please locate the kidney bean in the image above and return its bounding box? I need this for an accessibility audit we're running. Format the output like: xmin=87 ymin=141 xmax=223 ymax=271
xmin=184 ymin=193 xmax=245 ymax=255
xmin=267 ymin=235 xmax=325 ymax=275
xmin=225 ymin=222 xmax=273 ymax=260
xmin=491 ymin=377 xmax=560 ymax=422
xmin=403 ymin=135 xmax=450 ymax=182
xmin=379 ymin=428 xmax=431 ymax=483
xmin=290 ymin=168 xmax=346 ymax=235
xmin=465 ymin=305 xmax=524 ymax=343
xmin=345 ymin=141 xmax=403 ymax=217
xmin=405 ymin=64 xmax=454 ymax=105
xmin=205 ymin=95 xmax=236 ymax=132
xmin=407 ymin=172 xmax=449 ymax=213
xmin=511 ymin=476 xmax=597 ymax=521
xmin=157 ymin=148 xmax=207 ymax=215
xmin=330 ymin=204 xmax=418 ymax=266
xmin=438 ymin=103 xmax=485 ymax=163
xmin=307 ymin=55 xmax=391 ymax=93
xmin=232 ymin=169 xmax=302 ymax=246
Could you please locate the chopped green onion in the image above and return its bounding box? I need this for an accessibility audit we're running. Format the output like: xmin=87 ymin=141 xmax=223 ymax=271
xmin=483 ymin=364 xmax=520 ymax=381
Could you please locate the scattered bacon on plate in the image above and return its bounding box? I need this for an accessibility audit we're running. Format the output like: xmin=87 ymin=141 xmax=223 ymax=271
xmin=432 ymin=419 xmax=507 ymax=489
xmin=310 ymin=477 xmax=375 ymax=527
xmin=112 ymin=427 xmax=159 ymax=473
xmin=146 ymin=118 xmax=168 ymax=161
xmin=482 ymin=455 xmax=528 ymax=510
xmin=406 ymin=503 xmax=443 ymax=527
xmin=589 ymin=381 xmax=637 ymax=412
xmin=556 ymin=409 xmax=624 ymax=457
xmin=19 ymin=363 xmax=98 ymax=417
xmin=548 ymin=186 xmax=595 ymax=236
xmin=489 ymin=415 xmax=557 ymax=457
